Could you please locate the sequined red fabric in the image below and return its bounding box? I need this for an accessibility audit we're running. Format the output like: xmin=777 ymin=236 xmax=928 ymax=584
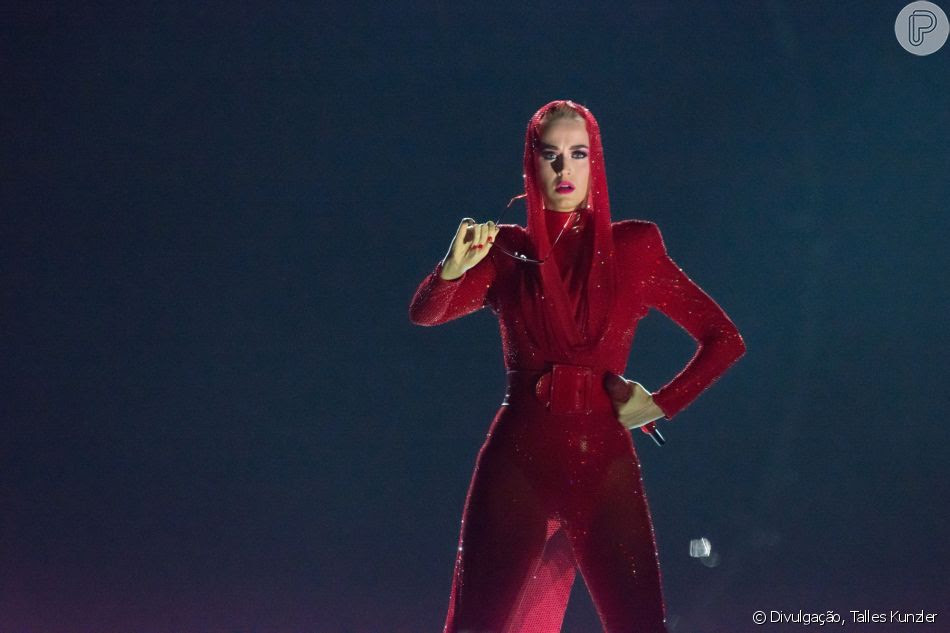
xmin=517 ymin=100 xmax=618 ymax=361
xmin=409 ymin=101 xmax=745 ymax=633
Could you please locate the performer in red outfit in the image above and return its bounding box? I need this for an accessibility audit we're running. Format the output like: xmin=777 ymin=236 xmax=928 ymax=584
xmin=409 ymin=100 xmax=745 ymax=633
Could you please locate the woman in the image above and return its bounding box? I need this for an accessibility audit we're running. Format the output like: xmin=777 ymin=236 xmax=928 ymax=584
xmin=409 ymin=100 xmax=745 ymax=633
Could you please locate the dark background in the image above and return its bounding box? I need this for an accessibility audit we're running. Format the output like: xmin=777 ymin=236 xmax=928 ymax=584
xmin=3 ymin=1 xmax=948 ymax=632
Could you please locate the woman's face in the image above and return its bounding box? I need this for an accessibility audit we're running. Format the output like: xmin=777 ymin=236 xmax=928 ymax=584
xmin=534 ymin=117 xmax=590 ymax=212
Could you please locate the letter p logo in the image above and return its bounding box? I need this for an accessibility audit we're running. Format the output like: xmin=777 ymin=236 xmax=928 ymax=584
xmin=896 ymin=2 xmax=949 ymax=55
xmin=909 ymin=10 xmax=937 ymax=45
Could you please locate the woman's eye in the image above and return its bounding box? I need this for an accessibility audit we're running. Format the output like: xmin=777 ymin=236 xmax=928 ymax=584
xmin=540 ymin=150 xmax=587 ymax=160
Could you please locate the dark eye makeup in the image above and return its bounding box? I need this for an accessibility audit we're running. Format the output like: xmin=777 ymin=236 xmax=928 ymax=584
xmin=540 ymin=150 xmax=589 ymax=160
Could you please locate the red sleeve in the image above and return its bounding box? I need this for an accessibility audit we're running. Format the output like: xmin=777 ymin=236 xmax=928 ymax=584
xmin=641 ymin=223 xmax=746 ymax=420
xmin=408 ymin=254 xmax=496 ymax=326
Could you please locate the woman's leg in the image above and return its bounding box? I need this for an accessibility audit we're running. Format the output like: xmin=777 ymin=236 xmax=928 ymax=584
xmin=504 ymin=516 xmax=578 ymax=633
xmin=568 ymin=455 xmax=670 ymax=633
xmin=443 ymin=446 xmax=552 ymax=633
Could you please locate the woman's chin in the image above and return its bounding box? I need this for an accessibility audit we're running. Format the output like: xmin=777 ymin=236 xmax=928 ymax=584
xmin=545 ymin=196 xmax=582 ymax=212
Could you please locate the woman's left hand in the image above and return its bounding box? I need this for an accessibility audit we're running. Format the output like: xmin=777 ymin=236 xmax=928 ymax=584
xmin=603 ymin=373 xmax=666 ymax=430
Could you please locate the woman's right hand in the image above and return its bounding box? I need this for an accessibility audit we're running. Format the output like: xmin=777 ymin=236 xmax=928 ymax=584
xmin=440 ymin=218 xmax=500 ymax=280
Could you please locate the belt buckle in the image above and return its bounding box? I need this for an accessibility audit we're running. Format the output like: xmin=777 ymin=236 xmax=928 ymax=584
xmin=535 ymin=363 xmax=592 ymax=415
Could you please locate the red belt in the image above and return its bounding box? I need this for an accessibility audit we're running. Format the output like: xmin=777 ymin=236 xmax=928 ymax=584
xmin=504 ymin=363 xmax=615 ymax=416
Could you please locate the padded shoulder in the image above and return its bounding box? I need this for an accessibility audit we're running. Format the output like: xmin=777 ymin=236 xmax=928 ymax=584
xmin=612 ymin=218 xmax=662 ymax=247
xmin=612 ymin=219 xmax=670 ymax=266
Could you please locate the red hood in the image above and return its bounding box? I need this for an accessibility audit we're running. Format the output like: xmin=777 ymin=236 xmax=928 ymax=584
xmin=517 ymin=100 xmax=618 ymax=359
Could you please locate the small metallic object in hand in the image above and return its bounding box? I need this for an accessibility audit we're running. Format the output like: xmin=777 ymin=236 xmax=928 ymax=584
xmin=645 ymin=422 xmax=666 ymax=446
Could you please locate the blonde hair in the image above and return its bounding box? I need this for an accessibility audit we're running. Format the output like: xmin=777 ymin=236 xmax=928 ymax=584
xmin=538 ymin=103 xmax=585 ymax=133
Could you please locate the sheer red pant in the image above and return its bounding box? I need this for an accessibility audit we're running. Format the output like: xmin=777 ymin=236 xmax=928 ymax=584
xmin=442 ymin=375 xmax=669 ymax=633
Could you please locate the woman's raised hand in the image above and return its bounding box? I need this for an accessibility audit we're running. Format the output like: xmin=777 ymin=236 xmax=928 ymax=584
xmin=603 ymin=373 xmax=666 ymax=430
xmin=440 ymin=218 xmax=500 ymax=281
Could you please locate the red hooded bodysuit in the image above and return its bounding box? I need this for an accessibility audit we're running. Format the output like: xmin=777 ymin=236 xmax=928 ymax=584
xmin=409 ymin=100 xmax=746 ymax=633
